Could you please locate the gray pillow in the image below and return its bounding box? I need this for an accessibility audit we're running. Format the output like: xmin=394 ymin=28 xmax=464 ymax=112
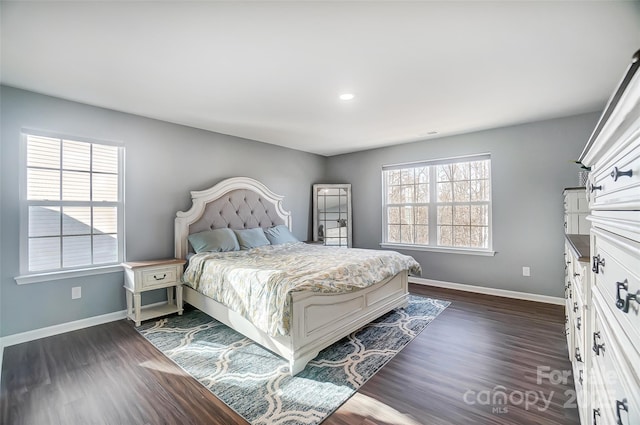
xmin=264 ymin=225 xmax=299 ymax=245
xmin=188 ymin=228 xmax=240 ymax=253
xmin=234 ymin=227 xmax=271 ymax=250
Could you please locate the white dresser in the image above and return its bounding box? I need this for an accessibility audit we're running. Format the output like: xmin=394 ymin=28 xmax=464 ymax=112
xmin=563 ymin=187 xmax=591 ymax=423
xmin=573 ymin=50 xmax=640 ymax=425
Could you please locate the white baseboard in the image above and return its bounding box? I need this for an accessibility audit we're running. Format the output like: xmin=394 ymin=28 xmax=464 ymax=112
xmin=1 ymin=310 xmax=127 ymax=350
xmin=0 ymin=301 xmax=173 ymax=350
xmin=410 ymin=277 xmax=565 ymax=305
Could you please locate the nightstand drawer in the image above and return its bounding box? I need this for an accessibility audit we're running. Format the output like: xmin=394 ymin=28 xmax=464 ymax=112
xmin=121 ymin=259 xmax=186 ymax=326
xmin=141 ymin=267 xmax=178 ymax=288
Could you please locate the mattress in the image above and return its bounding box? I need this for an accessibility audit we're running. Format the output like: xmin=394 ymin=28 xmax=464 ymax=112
xmin=182 ymin=242 xmax=421 ymax=336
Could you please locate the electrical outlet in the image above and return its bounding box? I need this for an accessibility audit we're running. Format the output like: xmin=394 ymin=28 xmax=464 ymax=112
xmin=522 ymin=266 xmax=531 ymax=277
xmin=72 ymin=286 xmax=82 ymax=299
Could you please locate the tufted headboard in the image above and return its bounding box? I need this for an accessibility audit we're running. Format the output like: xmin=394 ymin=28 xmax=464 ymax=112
xmin=175 ymin=177 xmax=292 ymax=259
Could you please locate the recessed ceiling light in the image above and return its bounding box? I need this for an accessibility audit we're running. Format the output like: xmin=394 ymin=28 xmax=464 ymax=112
xmin=339 ymin=93 xmax=355 ymax=101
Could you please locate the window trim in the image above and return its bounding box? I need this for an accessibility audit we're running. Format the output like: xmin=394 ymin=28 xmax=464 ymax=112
xmin=381 ymin=153 xmax=494 ymax=254
xmin=15 ymin=265 xmax=124 ymax=285
xmin=379 ymin=243 xmax=496 ymax=256
xmin=16 ymin=129 xmax=126 ymax=283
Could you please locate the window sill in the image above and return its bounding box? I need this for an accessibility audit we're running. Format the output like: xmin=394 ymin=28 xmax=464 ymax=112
xmin=379 ymin=243 xmax=496 ymax=256
xmin=15 ymin=264 xmax=124 ymax=285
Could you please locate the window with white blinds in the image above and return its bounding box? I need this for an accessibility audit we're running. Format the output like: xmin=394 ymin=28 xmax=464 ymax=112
xmin=22 ymin=133 xmax=124 ymax=273
xmin=382 ymin=154 xmax=493 ymax=254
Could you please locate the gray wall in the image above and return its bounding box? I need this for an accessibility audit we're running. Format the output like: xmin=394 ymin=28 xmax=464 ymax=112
xmin=0 ymin=84 xmax=601 ymax=338
xmin=0 ymin=86 xmax=325 ymax=337
xmin=326 ymin=113 xmax=599 ymax=298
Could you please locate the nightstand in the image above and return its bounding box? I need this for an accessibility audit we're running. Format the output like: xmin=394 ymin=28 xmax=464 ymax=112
xmin=122 ymin=259 xmax=186 ymax=326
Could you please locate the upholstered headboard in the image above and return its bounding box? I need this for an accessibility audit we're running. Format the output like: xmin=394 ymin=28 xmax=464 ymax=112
xmin=175 ymin=177 xmax=292 ymax=259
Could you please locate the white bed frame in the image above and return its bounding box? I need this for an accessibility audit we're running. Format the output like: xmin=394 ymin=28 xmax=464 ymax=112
xmin=175 ymin=177 xmax=409 ymax=375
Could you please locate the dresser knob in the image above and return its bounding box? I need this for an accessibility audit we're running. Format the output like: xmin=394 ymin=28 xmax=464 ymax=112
xmin=592 ymin=332 xmax=605 ymax=356
xmin=616 ymin=399 xmax=628 ymax=425
xmin=611 ymin=166 xmax=633 ymax=181
xmin=576 ymin=316 xmax=581 ymax=331
xmin=592 ymin=255 xmax=605 ymax=273
xmin=590 ymin=183 xmax=603 ymax=192
xmin=575 ymin=347 xmax=583 ymax=363
xmin=593 ymin=408 xmax=601 ymax=425
xmin=616 ymin=279 xmax=639 ymax=313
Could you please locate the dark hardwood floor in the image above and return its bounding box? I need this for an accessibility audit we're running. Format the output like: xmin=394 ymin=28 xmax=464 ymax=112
xmin=1 ymin=284 xmax=579 ymax=425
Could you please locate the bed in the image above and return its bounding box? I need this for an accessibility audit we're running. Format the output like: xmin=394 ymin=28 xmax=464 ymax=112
xmin=175 ymin=177 xmax=420 ymax=375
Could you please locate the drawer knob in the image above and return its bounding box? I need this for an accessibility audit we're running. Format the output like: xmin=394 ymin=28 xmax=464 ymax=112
xmin=616 ymin=279 xmax=639 ymax=313
xmin=575 ymin=347 xmax=583 ymax=363
xmin=573 ymin=272 xmax=580 ymax=277
xmin=610 ymin=166 xmax=633 ymax=182
xmin=153 ymin=273 xmax=167 ymax=281
xmin=616 ymin=399 xmax=628 ymax=425
xmin=576 ymin=316 xmax=581 ymax=330
xmin=592 ymin=255 xmax=605 ymax=274
xmin=590 ymin=183 xmax=603 ymax=192
xmin=578 ymin=369 xmax=583 ymax=386
xmin=593 ymin=408 xmax=601 ymax=425
xmin=573 ymin=302 xmax=578 ymax=313
xmin=592 ymin=331 xmax=605 ymax=356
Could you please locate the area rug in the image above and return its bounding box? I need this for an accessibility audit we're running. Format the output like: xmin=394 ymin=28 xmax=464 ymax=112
xmin=138 ymin=294 xmax=449 ymax=425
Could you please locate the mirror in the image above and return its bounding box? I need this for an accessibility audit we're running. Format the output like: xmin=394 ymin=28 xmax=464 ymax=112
xmin=313 ymin=184 xmax=352 ymax=247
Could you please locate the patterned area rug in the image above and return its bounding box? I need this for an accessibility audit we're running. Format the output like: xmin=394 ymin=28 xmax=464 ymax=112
xmin=138 ymin=295 xmax=449 ymax=425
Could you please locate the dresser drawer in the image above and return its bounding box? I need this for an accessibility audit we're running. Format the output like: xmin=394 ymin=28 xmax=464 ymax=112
xmin=565 ymin=213 xmax=590 ymax=235
xmin=141 ymin=266 xmax=178 ymax=289
xmin=591 ymin=299 xmax=640 ymax=425
xmin=565 ymin=188 xmax=589 ymax=213
xmin=566 ymin=296 xmax=575 ymax=356
xmin=591 ymin=228 xmax=640 ymax=364
xmin=573 ymin=259 xmax=589 ymax=301
xmin=589 ymin=125 xmax=640 ymax=210
xmin=572 ymin=355 xmax=588 ymax=423
xmin=565 ymin=242 xmax=573 ymax=278
xmin=592 ymin=366 xmax=616 ymax=425
xmin=565 ymin=235 xmax=591 ymax=299
xmin=591 ymin=364 xmax=616 ymax=425
xmin=574 ymin=287 xmax=586 ymax=354
xmin=590 ymin=210 xmax=640 ymax=242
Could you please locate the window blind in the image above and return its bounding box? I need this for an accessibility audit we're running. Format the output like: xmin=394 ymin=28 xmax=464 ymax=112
xmin=25 ymin=134 xmax=122 ymax=272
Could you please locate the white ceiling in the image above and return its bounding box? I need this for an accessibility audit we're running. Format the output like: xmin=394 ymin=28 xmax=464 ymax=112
xmin=2 ymin=1 xmax=639 ymax=156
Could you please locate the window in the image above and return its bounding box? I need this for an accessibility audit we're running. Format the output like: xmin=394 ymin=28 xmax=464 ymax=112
xmin=382 ymin=154 xmax=493 ymax=254
xmin=20 ymin=132 xmax=124 ymax=276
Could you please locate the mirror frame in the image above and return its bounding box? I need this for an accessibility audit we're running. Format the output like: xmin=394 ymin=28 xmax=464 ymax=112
xmin=312 ymin=183 xmax=352 ymax=247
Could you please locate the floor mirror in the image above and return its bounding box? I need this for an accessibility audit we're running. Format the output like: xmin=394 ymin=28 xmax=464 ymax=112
xmin=312 ymin=184 xmax=352 ymax=247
